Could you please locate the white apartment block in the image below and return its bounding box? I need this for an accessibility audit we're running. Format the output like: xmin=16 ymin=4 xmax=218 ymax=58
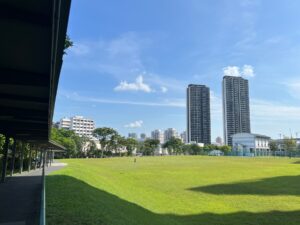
xmin=164 ymin=128 xmax=178 ymax=142
xmin=151 ymin=129 xmax=164 ymax=144
xmin=59 ymin=117 xmax=71 ymax=129
xmin=59 ymin=116 xmax=95 ymax=138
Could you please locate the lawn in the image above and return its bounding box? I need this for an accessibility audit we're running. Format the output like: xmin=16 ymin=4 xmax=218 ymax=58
xmin=46 ymin=156 xmax=300 ymax=225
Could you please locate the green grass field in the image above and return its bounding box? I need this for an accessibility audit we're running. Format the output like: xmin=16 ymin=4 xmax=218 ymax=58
xmin=46 ymin=156 xmax=300 ymax=225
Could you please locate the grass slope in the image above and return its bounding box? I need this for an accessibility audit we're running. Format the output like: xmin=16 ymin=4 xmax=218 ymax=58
xmin=46 ymin=156 xmax=300 ymax=225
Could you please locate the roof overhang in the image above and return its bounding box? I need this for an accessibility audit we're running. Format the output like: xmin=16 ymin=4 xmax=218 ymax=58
xmin=0 ymin=0 xmax=71 ymax=141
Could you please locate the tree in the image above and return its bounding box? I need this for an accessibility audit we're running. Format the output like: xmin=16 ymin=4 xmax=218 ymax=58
xmin=219 ymin=145 xmax=232 ymax=155
xmin=109 ymin=135 xmax=126 ymax=157
xmin=269 ymin=140 xmax=277 ymax=151
xmin=283 ymin=137 xmax=297 ymax=152
xmin=163 ymin=137 xmax=183 ymax=155
xmin=51 ymin=127 xmax=83 ymax=158
xmin=124 ymin=138 xmax=138 ymax=156
xmin=190 ymin=144 xmax=203 ymax=155
xmin=142 ymin=139 xmax=160 ymax=156
xmin=86 ymin=141 xmax=98 ymax=158
xmin=93 ymin=127 xmax=118 ymax=158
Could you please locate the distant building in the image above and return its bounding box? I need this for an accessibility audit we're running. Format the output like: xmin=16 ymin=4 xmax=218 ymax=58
xmin=151 ymin=129 xmax=164 ymax=144
xmin=180 ymin=131 xmax=187 ymax=144
xmin=223 ymin=76 xmax=251 ymax=146
xmin=140 ymin=133 xmax=147 ymax=141
xmin=164 ymin=128 xmax=178 ymax=142
xmin=232 ymin=133 xmax=270 ymax=156
xmin=274 ymin=138 xmax=300 ymax=151
xmin=215 ymin=136 xmax=223 ymax=146
xmin=59 ymin=117 xmax=71 ymax=130
xmin=59 ymin=116 xmax=95 ymax=138
xmin=187 ymin=84 xmax=211 ymax=144
xmin=128 ymin=133 xmax=138 ymax=139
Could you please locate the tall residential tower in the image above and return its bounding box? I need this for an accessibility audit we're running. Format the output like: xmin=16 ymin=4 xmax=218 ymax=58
xmin=187 ymin=84 xmax=211 ymax=144
xmin=222 ymin=76 xmax=251 ymax=146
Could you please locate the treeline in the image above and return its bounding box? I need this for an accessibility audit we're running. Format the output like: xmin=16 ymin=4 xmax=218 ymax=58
xmin=0 ymin=134 xmax=43 ymax=174
xmin=51 ymin=127 xmax=232 ymax=158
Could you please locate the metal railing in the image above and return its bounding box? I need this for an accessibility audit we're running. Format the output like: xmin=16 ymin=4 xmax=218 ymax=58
xmin=40 ymin=151 xmax=46 ymax=225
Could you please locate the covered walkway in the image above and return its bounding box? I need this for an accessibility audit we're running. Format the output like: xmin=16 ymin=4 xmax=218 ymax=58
xmin=0 ymin=164 xmax=66 ymax=225
xmin=0 ymin=0 xmax=72 ymax=224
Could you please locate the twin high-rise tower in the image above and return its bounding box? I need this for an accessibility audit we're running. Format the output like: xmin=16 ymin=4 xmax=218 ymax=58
xmin=222 ymin=76 xmax=251 ymax=145
xmin=187 ymin=84 xmax=211 ymax=144
xmin=186 ymin=76 xmax=250 ymax=146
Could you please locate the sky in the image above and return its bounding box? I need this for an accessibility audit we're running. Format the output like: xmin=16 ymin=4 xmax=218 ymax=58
xmin=54 ymin=0 xmax=300 ymax=141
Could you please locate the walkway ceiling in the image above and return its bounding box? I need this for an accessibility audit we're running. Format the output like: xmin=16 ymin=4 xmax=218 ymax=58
xmin=0 ymin=0 xmax=71 ymax=141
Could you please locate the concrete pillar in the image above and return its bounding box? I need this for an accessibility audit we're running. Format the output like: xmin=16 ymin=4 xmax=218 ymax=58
xmin=10 ymin=139 xmax=17 ymax=176
xmin=28 ymin=146 xmax=32 ymax=172
xmin=20 ymin=142 xmax=24 ymax=174
xmin=34 ymin=149 xmax=38 ymax=170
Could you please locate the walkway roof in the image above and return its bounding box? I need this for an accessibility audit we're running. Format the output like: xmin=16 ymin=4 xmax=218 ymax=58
xmin=0 ymin=0 xmax=71 ymax=141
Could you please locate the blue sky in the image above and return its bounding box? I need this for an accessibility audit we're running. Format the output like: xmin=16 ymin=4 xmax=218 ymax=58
xmin=54 ymin=0 xmax=300 ymax=141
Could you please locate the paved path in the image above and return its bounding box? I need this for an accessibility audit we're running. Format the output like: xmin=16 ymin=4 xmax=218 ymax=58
xmin=0 ymin=164 xmax=66 ymax=225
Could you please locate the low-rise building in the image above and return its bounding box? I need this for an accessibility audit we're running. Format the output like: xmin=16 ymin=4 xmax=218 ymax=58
xmin=59 ymin=116 xmax=95 ymax=138
xmin=232 ymin=133 xmax=270 ymax=156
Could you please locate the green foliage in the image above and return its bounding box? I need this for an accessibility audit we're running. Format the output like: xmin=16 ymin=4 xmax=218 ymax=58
xmin=190 ymin=144 xmax=203 ymax=155
xmin=51 ymin=127 xmax=83 ymax=158
xmin=0 ymin=134 xmax=5 ymax=154
xmin=64 ymin=35 xmax=73 ymax=54
xmin=141 ymin=139 xmax=160 ymax=155
xmin=283 ymin=137 xmax=297 ymax=152
xmin=124 ymin=138 xmax=138 ymax=156
xmin=269 ymin=141 xmax=277 ymax=151
xmin=93 ymin=127 xmax=118 ymax=157
xmin=162 ymin=137 xmax=183 ymax=155
xmin=219 ymin=145 xmax=232 ymax=154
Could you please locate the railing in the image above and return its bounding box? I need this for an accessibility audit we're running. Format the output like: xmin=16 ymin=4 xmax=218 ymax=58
xmin=40 ymin=151 xmax=46 ymax=225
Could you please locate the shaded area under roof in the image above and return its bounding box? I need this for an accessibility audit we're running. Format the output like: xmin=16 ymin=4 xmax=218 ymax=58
xmin=0 ymin=0 xmax=71 ymax=141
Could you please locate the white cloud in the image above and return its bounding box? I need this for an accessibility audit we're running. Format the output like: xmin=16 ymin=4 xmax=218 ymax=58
xmin=283 ymin=79 xmax=300 ymax=100
xmin=223 ymin=66 xmax=240 ymax=77
xmin=251 ymin=99 xmax=300 ymax=121
xmin=242 ymin=65 xmax=255 ymax=77
xmin=222 ymin=65 xmax=255 ymax=78
xmin=161 ymin=86 xmax=168 ymax=93
xmin=114 ymin=75 xmax=153 ymax=93
xmin=124 ymin=120 xmax=143 ymax=128
xmin=59 ymin=91 xmax=185 ymax=108
xmin=66 ymin=34 xmax=187 ymax=93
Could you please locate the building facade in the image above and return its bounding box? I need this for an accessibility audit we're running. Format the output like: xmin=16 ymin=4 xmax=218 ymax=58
xmin=151 ymin=129 xmax=164 ymax=144
xmin=164 ymin=128 xmax=178 ymax=142
xmin=128 ymin=133 xmax=138 ymax=139
xmin=140 ymin=133 xmax=147 ymax=141
xmin=223 ymin=76 xmax=251 ymax=146
xmin=187 ymin=84 xmax=211 ymax=144
xmin=59 ymin=117 xmax=71 ymax=130
xmin=215 ymin=136 xmax=223 ymax=146
xmin=232 ymin=133 xmax=270 ymax=156
xmin=180 ymin=131 xmax=187 ymax=144
xmin=59 ymin=116 xmax=95 ymax=138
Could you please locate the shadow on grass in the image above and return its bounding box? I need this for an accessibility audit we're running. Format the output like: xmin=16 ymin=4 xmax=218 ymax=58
xmin=189 ymin=175 xmax=300 ymax=196
xmin=293 ymin=161 xmax=300 ymax=164
xmin=46 ymin=175 xmax=300 ymax=225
